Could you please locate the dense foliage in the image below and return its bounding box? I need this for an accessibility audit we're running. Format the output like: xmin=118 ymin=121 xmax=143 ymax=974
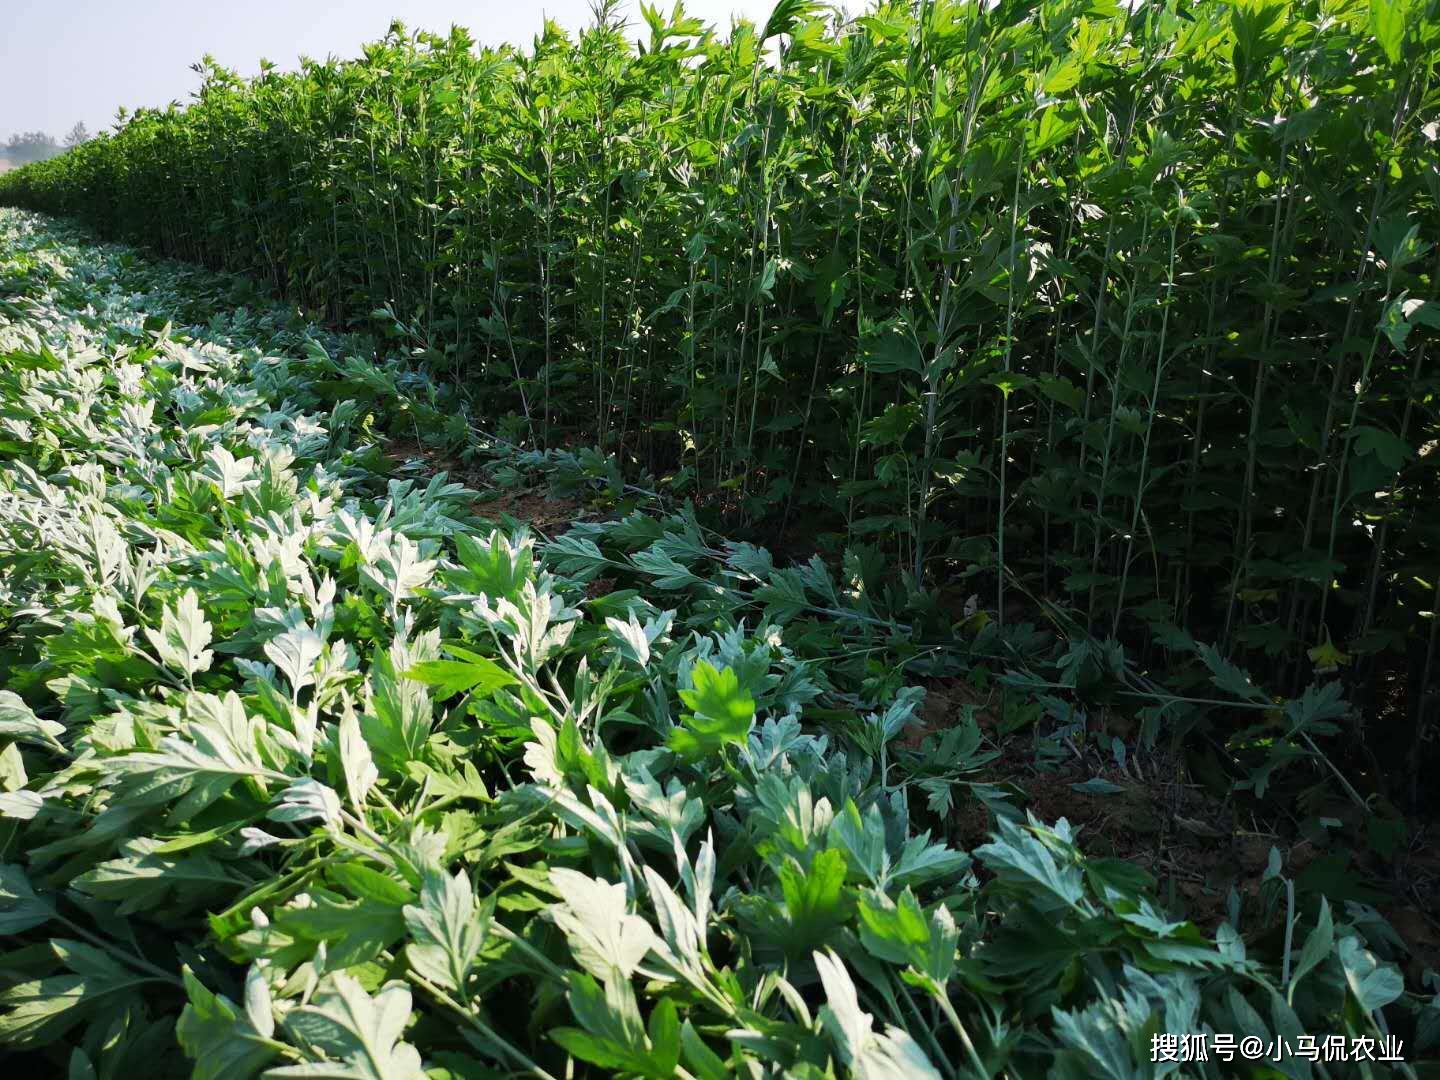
xmin=2 ymin=0 xmax=1440 ymax=1071
xmin=0 ymin=208 xmax=1435 ymax=1076
xmin=2 ymin=1 xmax=1439 ymax=782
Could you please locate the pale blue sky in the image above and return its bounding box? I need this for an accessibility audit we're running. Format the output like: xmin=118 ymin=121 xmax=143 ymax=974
xmin=2 ymin=1 xmax=781 ymax=143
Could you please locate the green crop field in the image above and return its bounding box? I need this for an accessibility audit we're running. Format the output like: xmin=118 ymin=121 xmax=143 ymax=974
xmin=0 ymin=0 xmax=1437 ymax=1076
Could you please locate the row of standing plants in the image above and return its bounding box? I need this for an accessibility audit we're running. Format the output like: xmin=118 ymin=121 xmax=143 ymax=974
xmin=0 ymin=208 xmax=1434 ymax=1077
xmin=1 ymin=0 xmax=1438 ymax=805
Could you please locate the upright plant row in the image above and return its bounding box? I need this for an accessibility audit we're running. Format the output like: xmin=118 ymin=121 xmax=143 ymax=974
xmin=2 ymin=0 xmax=1439 ymax=759
xmin=2 ymin=204 xmax=1437 ymax=1079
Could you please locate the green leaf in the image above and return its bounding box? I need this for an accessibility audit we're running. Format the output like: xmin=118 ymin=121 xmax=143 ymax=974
xmin=668 ymin=662 xmax=755 ymax=762
xmin=362 ymin=647 xmax=433 ymax=766
xmin=1197 ymin=643 xmax=1269 ymax=704
xmin=265 ymin=626 xmax=325 ymax=696
xmin=1 ymin=345 xmax=62 ymax=371
xmin=404 ymin=654 xmax=517 ymax=699
xmin=778 ymin=849 xmax=852 ymax=948
xmin=0 ymin=690 xmax=64 ymax=749
xmin=1031 ymin=107 xmax=1077 ymax=154
xmin=0 ymin=940 xmax=154 ymax=1048
xmin=0 ymin=975 xmax=94 ymax=1048
xmin=974 ymin=815 xmax=1087 ymax=909
xmin=269 ymin=778 xmax=343 ymax=829
xmin=1368 ymin=0 xmax=1406 ymax=63
xmin=814 ymin=948 xmax=873 ymax=1067
xmin=1036 ymin=373 xmax=1084 ymax=412
xmin=450 ymin=531 xmax=533 ymax=601
xmin=201 ymin=444 xmax=257 ymax=499
xmin=859 ymin=322 xmax=923 ymax=375
xmin=106 ymin=691 xmax=272 ymax=821
xmin=762 ymin=0 xmax=821 ymax=41
xmin=269 ymin=975 xmax=424 ymax=1079
xmin=1052 ymin=993 xmax=1149 ymax=1080
xmin=1070 ymin=778 xmax=1125 ymax=796
xmin=857 ymin=886 xmax=958 ymax=985
xmin=338 ymin=706 xmax=378 ymax=810
xmin=550 ymin=868 xmax=656 ymax=980
xmin=328 ymin=864 xmax=416 ymax=908
xmin=552 ymin=971 xmax=656 ymax=1075
xmin=68 ymin=1049 xmax=97 ymax=1080
xmin=0 ymin=743 xmax=27 ymax=792
xmin=1336 ymin=936 xmax=1404 ymax=1012
xmin=0 ymin=864 xmax=53 ymax=934
xmin=631 ymin=547 xmax=703 ymax=590
xmin=551 ymin=1026 xmax=639 ymax=1072
xmin=647 ymin=998 xmax=681 ymax=1078
xmin=1287 ymin=897 xmax=1333 ymax=1003
xmin=1306 ymin=634 xmax=1350 ymax=674
xmin=606 ymin=613 xmax=653 ymax=666
xmin=891 ymin=832 xmax=969 ymax=889
xmin=176 ymin=966 xmax=278 ymax=1080
xmin=828 ymin=800 xmax=889 ymax=885
xmin=1041 ymin=58 xmax=1082 ymax=95
xmin=1350 ymin=425 xmax=1414 ymax=473
xmin=859 ymin=401 xmax=921 ymax=447
xmin=274 ymin=890 xmax=407 ymax=968
xmin=74 ymin=836 xmax=249 ymax=915
xmin=403 ymin=868 xmax=489 ymax=994
xmin=680 ymin=1020 xmax=730 ymax=1080
xmin=814 ymin=949 xmax=941 ymax=1079
xmin=604 ymin=611 xmax=671 ymax=668
xmin=145 ymin=589 xmax=214 ymax=679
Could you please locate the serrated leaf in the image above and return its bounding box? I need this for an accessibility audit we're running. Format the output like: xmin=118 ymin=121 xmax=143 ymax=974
xmin=338 ymin=707 xmax=378 ymax=810
xmin=145 ymin=589 xmax=214 ymax=679
xmin=549 ymin=868 xmax=656 ymax=980
xmin=0 ymin=691 xmax=64 ymax=749
xmin=201 ymin=444 xmax=257 ymax=499
xmin=1197 ymin=643 xmax=1269 ymax=704
xmin=778 ymin=849 xmax=852 ymax=948
xmin=1350 ymin=424 xmax=1413 ymax=472
xmin=403 ymin=653 xmax=516 ymax=699
xmin=0 ymin=943 xmax=154 ymax=1048
xmin=269 ymin=778 xmax=342 ymax=829
xmin=451 ymin=530 xmax=533 ymax=600
xmin=176 ymin=966 xmax=278 ymax=1080
xmin=857 ymin=886 xmax=958 ymax=985
xmin=265 ymin=626 xmax=326 ymax=696
xmin=107 ymin=691 xmax=272 ymax=820
xmin=0 ymin=975 xmax=94 ymax=1048
xmin=668 ymin=662 xmax=755 ymax=761
xmin=605 ymin=613 xmax=653 ymax=667
xmin=974 ymin=815 xmax=1087 ymax=908
xmin=814 ymin=948 xmax=941 ymax=1079
xmin=269 ymin=975 xmax=424 ymax=1079
xmin=402 ymin=868 xmax=489 ymax=993
xmin=859 ymin=322 xmax=923 ymax=375
xmin=73 ymin=836 xmax=249 ymax=914
xmin=891 ymin=831 xmax=970 ymax=888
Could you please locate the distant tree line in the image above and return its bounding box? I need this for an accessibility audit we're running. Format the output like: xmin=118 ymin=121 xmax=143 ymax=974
xmin=0 ymin=123 xmax=89 ymax=165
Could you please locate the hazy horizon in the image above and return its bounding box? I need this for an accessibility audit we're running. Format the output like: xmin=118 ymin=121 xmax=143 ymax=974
xmin=1 ymin=0 xmax=778 ymax=144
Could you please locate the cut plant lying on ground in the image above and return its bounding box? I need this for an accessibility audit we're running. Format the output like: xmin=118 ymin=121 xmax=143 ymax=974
xmin=0 ymin=206 xmax=1435 ymax=1076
